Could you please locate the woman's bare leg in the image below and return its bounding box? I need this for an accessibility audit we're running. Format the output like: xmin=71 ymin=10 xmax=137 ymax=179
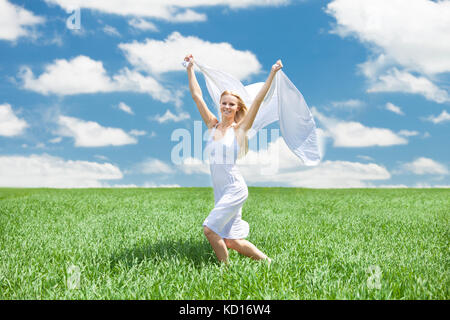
xmin=203 ymin=226 xmax=228 ymax=263
xmin=224 ymin=239 xmax=271 ymax=262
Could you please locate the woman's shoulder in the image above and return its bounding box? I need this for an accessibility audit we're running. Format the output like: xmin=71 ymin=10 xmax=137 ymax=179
xmin=207 ymin=120 xmax=219 ymax=130
xmin=206 ymin=122 xmax=218 ymax=138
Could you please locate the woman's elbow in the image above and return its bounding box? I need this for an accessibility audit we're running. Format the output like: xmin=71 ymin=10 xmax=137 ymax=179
xmin=191 ymin=93 xmax=203 ymax=101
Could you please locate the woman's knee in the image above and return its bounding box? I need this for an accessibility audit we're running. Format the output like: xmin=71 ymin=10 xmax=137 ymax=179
xmin=203 ymin=226 xmax=216 ymax=239
xmin=224 ymin=239 xmax=240 ymax=250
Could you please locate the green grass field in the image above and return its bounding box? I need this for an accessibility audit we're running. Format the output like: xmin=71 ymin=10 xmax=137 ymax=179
xmin=0 ymin=187 xmax=448 ymax=299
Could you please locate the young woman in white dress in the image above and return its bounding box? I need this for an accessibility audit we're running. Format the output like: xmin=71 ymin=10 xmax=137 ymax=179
xmin=185 ymin=54 xmax=282 ymax=264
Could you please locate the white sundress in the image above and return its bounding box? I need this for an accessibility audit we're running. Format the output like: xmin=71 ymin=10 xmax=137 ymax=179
xmin=202 ymin=122 xmax=250 ymax=239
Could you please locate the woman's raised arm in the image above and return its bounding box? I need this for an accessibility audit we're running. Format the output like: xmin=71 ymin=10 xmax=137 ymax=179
xmin=238 ymin=60 xmax=283 ymax=132
xmin=185 ymin=54 xmax=218 ymax=129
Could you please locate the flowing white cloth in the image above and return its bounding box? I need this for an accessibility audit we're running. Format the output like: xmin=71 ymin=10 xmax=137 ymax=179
xmin=188 ymin=60 xmax=321 ymax=166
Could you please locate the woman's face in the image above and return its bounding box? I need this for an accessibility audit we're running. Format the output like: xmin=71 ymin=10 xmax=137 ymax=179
xmin=220 ymin=94 xmax=240 ymax=120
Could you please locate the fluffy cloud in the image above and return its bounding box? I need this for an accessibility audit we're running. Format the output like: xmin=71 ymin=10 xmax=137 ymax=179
xmin=103 ymin=25 xmax=121 ymax=37
xmin=151 ymin=110 xmax=191 ymax=123
xmin=400 ymin=157 xmax=448 ymax=175
xmin=424 ymin=110 xmax=450 ymax=124
xmin=0 ymin=154 xmax=123 ymax=188
xmin=44 ymin=0 xmax=288 ymax=21
xmin=175 ymin=136 xmax=390 ymax=188
xmin=142 ymin=183 xmax=181 ymax=188
xmin=18 ymin=55 xmax=181 ymax=105
xmin=56 ymin=115 xmax=137 ymax=147
xmin=118 ymin=102 xmax=134 ymax=115
xmin=397 ymin=130 xmax=419 ymax=137
xmin=128 ymin=18 xmax=158 ymax=32
xmin=129 ymin=130 xmax=147 ymax=137
xmin=132 ymin=156 xmax=209 ymax=176
xmin=326 ymin=0 xmax=450 ymax=75
xmin=312 ymin=107 xmax=408 ymax=147
xmin=0 ymin=103 xmax=28 ymax=137
xmin=366 ymin=68 xmax=450 ymax=103
xmin=326 ymin=0 xmax=450 ymax=102
xmin=0 ymin=0 xmax=45 ymax=41
xmin=235 ymin=137 xmax=390 ymax=188
xmin=119 ymin=32 xmax=262 ymax=80
xmin=385 ymin=102 xmax=404 ymax=115
xmin=178 ymin=157 xmax=210 ymax=175
xmin=331 ymin=99 xmax=364 ymax=109
xmin=135 ymin=158 xmax=176 ymax=174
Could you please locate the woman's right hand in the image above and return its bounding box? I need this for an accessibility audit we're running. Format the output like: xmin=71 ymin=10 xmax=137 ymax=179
xmin=184 ymin=54 xmax=194 ymax=69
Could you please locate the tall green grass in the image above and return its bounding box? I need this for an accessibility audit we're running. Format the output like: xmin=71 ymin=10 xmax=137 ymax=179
xmin=0 ymin=187 xmax=448 ymax=299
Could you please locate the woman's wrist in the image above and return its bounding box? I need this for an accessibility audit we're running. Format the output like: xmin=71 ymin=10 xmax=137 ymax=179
xmin=269 ymin=70 xmax=277 ymax=78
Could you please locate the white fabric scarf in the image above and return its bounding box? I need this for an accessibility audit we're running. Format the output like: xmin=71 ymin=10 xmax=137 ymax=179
xmin=191 ymin=60 xmax=321 ymax=166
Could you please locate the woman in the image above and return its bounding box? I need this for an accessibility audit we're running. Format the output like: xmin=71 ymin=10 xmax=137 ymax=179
xmin=185 ymin=54 xmax=282 ymax=264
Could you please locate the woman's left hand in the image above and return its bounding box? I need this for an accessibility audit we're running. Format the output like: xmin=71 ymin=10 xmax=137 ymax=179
xmin=271 ymin=59 xmax=283 ymax=73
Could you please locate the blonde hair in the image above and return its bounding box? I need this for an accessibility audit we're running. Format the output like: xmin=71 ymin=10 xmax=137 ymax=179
xmin=220 ymin=91 xmax=248 ymax=124
xmin=220 ymin=90 xmax=249 ymax=159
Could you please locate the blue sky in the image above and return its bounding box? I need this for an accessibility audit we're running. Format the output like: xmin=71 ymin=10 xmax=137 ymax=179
xmin=0 ymin=0 xmax=449 ymax=188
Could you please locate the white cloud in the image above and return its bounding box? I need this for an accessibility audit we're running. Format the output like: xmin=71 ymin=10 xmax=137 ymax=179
xmin=385 ymin=102 xmax=404 ymax=115
xmin=326 ymin=0 xmax=450 ymax=76
xmin=94 ymin=154 xmax=108 ymax=161
xmin=367 ymin=68 xmax=450 ymax=103
xmin=326 ymin=0 xmax=450 ymax=102
xmin=312 ymin=107 xmax=408 ymax=147
xmin=169 ymin=9 xmax=207 ymax=22
xmin=99 ymin=183 xmax=182 ymax=188
xmin=0 ymin=154 xmax=123 ymax=188
xmin=103 ymin=25 xmax=121 ymax=37
xmin=136 ymin=158 xmax=175 ymax=174
xmin=118 ymin=32 xmax=262 ymax=80
xmin=400 ymin=157 xmax=448 ymax=175
xmin=129 ymin=129 xmax=147 ymax=136
xmin=178 ymin=157 xmax=210 ymax=175
xmin=18 ymin=55 xmax=181 ymax=105
xmin=118 ymin=102 xmax=134 ymax=115
xmin=357 ymin=155 xmax=374 ymax=161
xmin=235 ymin=137 xmax=390 ymax=188
xmin=358 ymin=54 xmax=391 ymax=80
xmin=152 ymin=110 xmax=190 ymax=123
xmin=56 ymin=115 xmax=138 ymax=147
xmin=331 ymin=99 xmax=364 ymax=108
xmin=176 ymin=136 xmax=390 ymax=188
xmin=18 ymin=55 xmax=113 ymax=95
xmin=0 ymin=103 xmax=28 ymax=137
xmin=142 ymin=183 xmax=181 ymax=188
xmin=372 ymin=184 xmax=409 ymax=188
xmin=0 ymin=0 xmax=45 ymax=41
xmin=44 ymin=0 xmax=288 ymax=21
xmin=412 ymin=183 xmax=450 ymax=188
xmin=425 ymin=110 xmax=450 ymax=124
xmin=398 ymin=130 xmax=419 ymax=137
xmin=48 ymin=136 xmax=62 ymax=144
xmin=128 ymin=18 xmax=159 ymax=32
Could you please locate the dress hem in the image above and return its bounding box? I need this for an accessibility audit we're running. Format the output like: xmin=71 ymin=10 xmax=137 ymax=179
xmin=202 ymin=222 xmax=248 ymax=240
